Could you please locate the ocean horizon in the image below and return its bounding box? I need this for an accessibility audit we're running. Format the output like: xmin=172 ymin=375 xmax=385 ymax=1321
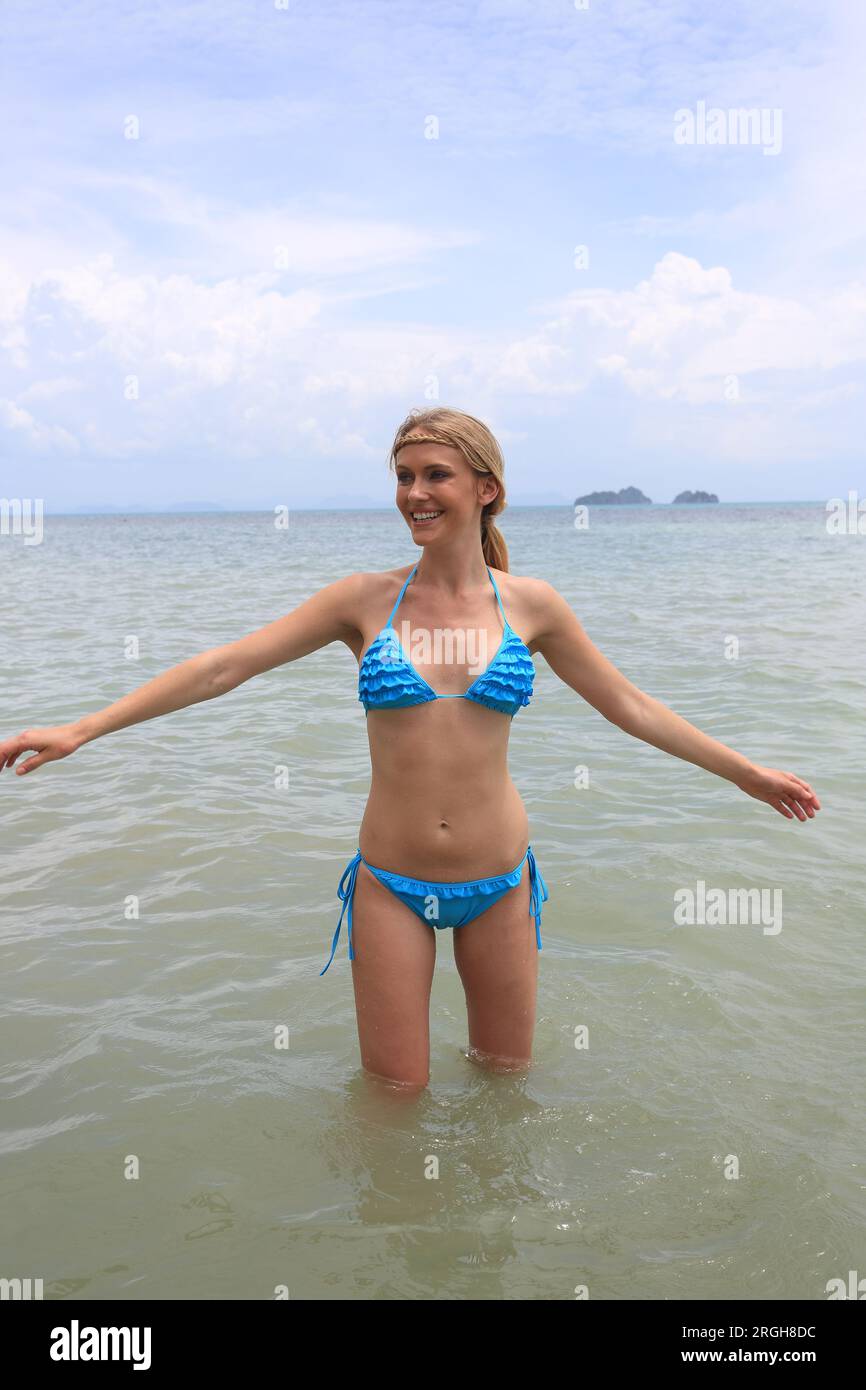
xmin=26 ymin=497 xmax=838 ymax=518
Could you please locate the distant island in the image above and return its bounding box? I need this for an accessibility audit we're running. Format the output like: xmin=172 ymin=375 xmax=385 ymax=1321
xmin=573 ymin=486 xmax=721 ymax=505
xmin=574 ymin=486 xmax=651 ymax=506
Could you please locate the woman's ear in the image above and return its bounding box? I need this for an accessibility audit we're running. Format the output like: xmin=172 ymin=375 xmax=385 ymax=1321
xmin=477 ymin=475 xmax=500 ymax=507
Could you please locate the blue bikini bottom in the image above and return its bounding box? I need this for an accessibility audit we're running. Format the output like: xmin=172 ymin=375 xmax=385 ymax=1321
xmin=321 ymin=845 xmax=549 ymax=974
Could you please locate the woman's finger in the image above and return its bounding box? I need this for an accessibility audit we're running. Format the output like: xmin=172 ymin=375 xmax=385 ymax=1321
xmin=782 ymin=777 xmax=818 ymax=811
xmin=791 ymin=776 xmax=821 ymax=808
xmin=2 ymin=734 xmax=33 ymax=771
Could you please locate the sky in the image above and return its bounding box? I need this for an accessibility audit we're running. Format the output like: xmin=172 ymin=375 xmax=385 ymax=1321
xmin=1 ymin=0 xmax=864 ymax=510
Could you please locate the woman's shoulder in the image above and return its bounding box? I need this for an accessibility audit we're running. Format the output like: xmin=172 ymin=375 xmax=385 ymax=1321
xmin=353 ymin=565 xmax=416 ymax=598
xmin=490 ymin=568 xmax=565 ymax=644
xmin=490 ymin=567 xmax=559 ymax=609
xmin=310 ymin=568 xmax=413 ymax=648
xmin=343 ymin=566 xmax=416 ymax=623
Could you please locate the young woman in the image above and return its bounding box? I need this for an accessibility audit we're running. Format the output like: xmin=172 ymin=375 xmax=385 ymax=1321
xmin=1 ymin=408 xmax=821 ymax=1091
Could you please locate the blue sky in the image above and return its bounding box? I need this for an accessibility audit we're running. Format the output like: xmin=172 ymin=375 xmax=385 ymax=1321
xmin=1 ymin=0 xmax=864 ymax=509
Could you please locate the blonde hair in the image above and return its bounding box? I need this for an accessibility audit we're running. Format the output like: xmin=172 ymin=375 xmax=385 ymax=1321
xmin=388 ymin=407 xmax=509 ymax=572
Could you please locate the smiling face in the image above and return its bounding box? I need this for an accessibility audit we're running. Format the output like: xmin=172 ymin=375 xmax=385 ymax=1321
xmin=394 ymin=438 xmax=500 ymax=546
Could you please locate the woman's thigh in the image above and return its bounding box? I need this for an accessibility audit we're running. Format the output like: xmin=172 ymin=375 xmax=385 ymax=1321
xmin=350 ymin=862 xmax=436 ymax=1087
xmin=451 ymin=860 xmax=539 ymax=1070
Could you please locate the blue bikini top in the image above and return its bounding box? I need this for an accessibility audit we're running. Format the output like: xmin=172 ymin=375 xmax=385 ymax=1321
xmin=359 ymin=564 xmax=535 ymax=717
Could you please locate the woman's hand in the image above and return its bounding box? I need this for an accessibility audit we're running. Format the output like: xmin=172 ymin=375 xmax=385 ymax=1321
xmin=0 ymin=724 xmax=85 ymax=777
xmin=735 ymin=763 xmax=821 ymax=820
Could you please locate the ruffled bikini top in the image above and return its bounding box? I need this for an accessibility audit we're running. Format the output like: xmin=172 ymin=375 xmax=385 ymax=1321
xmin=359 ymin=563 xmax=535 ymax=717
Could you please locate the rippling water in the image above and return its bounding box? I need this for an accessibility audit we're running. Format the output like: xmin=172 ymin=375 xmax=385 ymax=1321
xmin=1 ymin=503 xmax=863 ymax=1300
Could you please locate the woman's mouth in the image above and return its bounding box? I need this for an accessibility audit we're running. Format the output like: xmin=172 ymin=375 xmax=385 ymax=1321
xmin=410 ymin=510 xmax=443 ymax=527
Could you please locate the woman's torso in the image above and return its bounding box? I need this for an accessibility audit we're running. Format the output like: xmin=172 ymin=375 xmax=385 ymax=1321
xmin=345 ymin=564 xmax=537 ymax=879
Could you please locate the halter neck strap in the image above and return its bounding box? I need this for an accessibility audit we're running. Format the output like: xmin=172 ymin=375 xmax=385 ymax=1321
xmin=386 ymin=565 xmax=418 ymax=629
xmin=386 ymin=563 xmax=508 ymax=629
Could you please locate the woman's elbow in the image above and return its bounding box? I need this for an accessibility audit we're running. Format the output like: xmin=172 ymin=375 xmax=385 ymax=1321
xmin=603 ymin=686 xmax=647 ymax=731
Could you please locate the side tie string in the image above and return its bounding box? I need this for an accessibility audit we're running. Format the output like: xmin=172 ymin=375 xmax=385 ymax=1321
xmin=320 ymin=850 xmax=362 ymax=975
xmin=526 ymin=846 xmax=549 ymax=951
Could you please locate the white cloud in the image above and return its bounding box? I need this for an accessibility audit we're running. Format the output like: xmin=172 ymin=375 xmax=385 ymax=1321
xmin=2 ymin=170 xmax=480 ymax=283
xmin=296 ymin=417 xmax=381 ymax=458
xmin=1 ymin=249 xmax=864 ymax=466
xmin=20 ymin=376 xmax=85 ymax=401
xmin=0 ymin=397 xmax=80 ymax=453
xmin=526 ymin=252 xmax=866 ymax=404
xmin=0 ymin=260 xmax=28 ymax=322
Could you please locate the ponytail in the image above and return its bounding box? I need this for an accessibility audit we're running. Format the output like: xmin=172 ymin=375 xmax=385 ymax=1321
xmin=481 ymin=510 xmax=509 ymax=572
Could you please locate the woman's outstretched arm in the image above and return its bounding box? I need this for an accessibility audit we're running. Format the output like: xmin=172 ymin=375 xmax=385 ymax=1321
xmin=528 ymin=579 xmax=821 ymax=823
xmin=0 ymin=573 xmax=363 ymax=778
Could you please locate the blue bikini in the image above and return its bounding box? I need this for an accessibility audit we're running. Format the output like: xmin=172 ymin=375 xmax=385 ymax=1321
xmin=358 ymin=562 xmax=536 ymax=715
xmin=321 ymin=564 xmax=549 ymax=974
